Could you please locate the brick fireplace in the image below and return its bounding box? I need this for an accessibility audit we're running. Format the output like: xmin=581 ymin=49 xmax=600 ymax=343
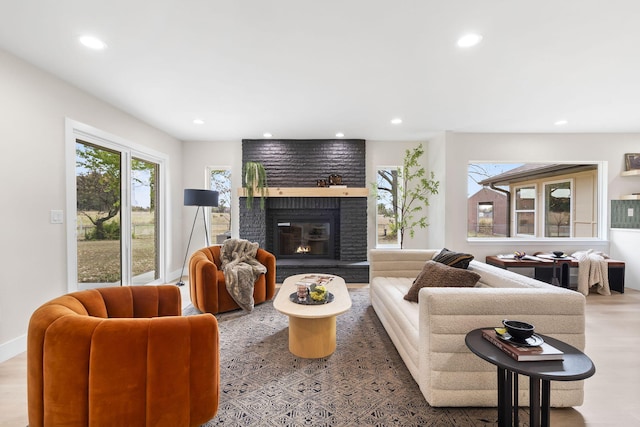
xmin=239 ymin=139 xmax=369 ymax=282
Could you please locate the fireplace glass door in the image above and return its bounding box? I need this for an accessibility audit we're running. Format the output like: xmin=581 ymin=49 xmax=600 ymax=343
xmin=276 ymin=219 xmax=333 ymax=258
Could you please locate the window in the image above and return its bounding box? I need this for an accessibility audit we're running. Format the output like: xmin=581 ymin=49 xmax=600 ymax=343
xmin=544 ymin=180 xmax=572 ymax=237
xmin=67 ymin=120 xmax=167 ymax=291
xmin=514 ymin=185 xmax=536 ymax=236
xmin=209 ymin=168 xmax=232 ymax=244
xmin=376 ymin=166 xmax=401 ymax=247
xmin=467 ymin=162 xmax=601 ymax=239
xmin=477 ymin=202 xmax=494 ymax=236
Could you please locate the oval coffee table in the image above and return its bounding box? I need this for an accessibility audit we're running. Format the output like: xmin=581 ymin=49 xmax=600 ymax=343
xmin=273 ymin=274 xmax=351 ymax=358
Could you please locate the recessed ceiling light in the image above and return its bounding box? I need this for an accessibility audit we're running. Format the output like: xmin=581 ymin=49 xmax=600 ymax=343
xmin=554 ymin=119 xmax=568 ymax=126
xmin=391 ymin=118 xmax=403 ymax=125
xmin=457 ymin=33 xmax=483 ymax=48
xmin=335 ymin=132 xmax=345 ymax=138
xmin=79 ymin=35 xmax=107 ymax=50
xmin=193 ymin=119 xmax=205 ymax=125
xmin=263 ymin=132 xmax=272 ymax=138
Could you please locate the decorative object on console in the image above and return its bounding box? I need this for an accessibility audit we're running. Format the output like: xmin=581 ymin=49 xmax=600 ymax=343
xmin=316 ymin=179 xmax=327 ymax=187
xmin=244 ymin=161 xmax=268 ymax=209
xmin=177 ymin=189 xmax=219 ymax=286
xmin=404 ymin=260 xmax=481 ymax=302
xmin=514 ymin=251 xmax=526 ymax=260
xmin=432 ymin=247 xmax=474 ymax=269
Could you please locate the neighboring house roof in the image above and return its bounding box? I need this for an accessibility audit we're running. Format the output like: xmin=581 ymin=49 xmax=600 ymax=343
xmin=467 ymin=186 xmax=507 ymax=200
xmin=477 ymin=163 xmax=597 ymax=186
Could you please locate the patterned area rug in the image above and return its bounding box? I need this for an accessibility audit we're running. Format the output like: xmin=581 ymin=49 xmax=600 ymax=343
xmin=184 ymin=289 xmax=518 ymax=426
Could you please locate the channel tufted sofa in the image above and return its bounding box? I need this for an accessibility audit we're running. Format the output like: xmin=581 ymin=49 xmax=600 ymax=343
xmin=27 ymin=285 xmax=219 ymax=427
xmin=369 ymin=249 xmax=587 ymax=408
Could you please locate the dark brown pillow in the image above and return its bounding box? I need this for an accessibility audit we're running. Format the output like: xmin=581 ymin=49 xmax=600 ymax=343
xmin=404 ymin=260 xmax=481 ymax=302
xmin=432 ymin=248 xmax=474 ymax=269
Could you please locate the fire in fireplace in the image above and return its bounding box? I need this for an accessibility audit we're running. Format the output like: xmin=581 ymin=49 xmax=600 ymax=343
xmin=275 ymin=218 xmax=335 ymax=258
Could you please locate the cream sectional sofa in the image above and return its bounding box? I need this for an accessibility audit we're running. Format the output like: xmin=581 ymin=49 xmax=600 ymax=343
xmin=369 ymin=249 xmax=587 ymax=408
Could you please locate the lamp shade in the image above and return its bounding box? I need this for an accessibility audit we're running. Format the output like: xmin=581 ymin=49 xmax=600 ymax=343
xmin=184 ymin=189 xmax=219 ymax=207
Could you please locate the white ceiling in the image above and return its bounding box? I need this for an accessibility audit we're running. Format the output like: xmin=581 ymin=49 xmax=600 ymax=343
xmin=2 ymin=1 xmax=640 ymax=142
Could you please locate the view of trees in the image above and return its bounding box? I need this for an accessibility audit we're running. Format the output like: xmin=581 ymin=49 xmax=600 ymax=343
xmin=76 ymin=144 xmax=121 ymax=240
xmin=375 ymin=144 xmax=439 ymax=248
xmin=76 ymin=143 xmax=156 ymax=240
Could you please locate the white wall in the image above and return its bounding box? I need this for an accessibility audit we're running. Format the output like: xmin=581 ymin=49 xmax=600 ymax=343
xmin=0 ymin=49 xmax=183 ymax=362
xmin=441 ymin=132 xmax=640 ymax=290
xmin=181 ymin=140 xmax=242 ymax=248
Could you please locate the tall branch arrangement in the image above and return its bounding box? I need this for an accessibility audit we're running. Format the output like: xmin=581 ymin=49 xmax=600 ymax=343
xmin=395 ymin=144 xmax=440 ymax=248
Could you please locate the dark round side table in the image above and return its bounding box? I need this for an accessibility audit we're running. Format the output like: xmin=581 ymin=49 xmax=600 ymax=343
xmin=465 ymin=328 xmax=595 ymax=427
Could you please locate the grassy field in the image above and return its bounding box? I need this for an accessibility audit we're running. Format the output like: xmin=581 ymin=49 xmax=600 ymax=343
xmin=77 ymin=211 xmax=156 ymax=283
xmin=76 ymin=210 xmax=230 ymax=283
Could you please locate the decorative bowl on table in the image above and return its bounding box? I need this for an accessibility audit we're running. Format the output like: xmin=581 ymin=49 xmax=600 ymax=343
xmin=552 ymin=251 xmax=565 ymax=258
xmin=502 ymin=319 xmax=535 ymax=342
xmin=289 ymin=283 xmax=334 ymax=305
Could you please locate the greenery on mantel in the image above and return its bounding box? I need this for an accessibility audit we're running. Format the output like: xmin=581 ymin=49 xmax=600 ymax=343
xmin=244 ymin=161 xmax=268 ymax=209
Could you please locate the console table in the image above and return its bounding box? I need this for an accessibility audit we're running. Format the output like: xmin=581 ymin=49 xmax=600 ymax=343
xmin=465 ymin=329 xmax=595 ymax=427
xmin=485 ymin=255 xmax=625 ymax=293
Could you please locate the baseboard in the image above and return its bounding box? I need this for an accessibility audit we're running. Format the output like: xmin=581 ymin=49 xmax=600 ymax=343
xmin=0 ymin=334 xmax=27 ymax=363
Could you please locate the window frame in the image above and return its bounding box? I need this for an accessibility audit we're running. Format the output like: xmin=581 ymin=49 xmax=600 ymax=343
xmin=65 ymin=119 xmax=168 ymax=292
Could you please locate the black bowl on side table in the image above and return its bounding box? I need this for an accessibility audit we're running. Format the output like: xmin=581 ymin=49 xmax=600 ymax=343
xmin=502 ymin=319 xmax=535 ymax=342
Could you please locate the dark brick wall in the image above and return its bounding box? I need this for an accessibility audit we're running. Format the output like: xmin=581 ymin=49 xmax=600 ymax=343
xmin=239 ymin=139 xmax=368 ymax=281
xmin=339 ymin=198 xmax=367 ymax=261
xmin=241 ymin=139 xmax=366 ymax=187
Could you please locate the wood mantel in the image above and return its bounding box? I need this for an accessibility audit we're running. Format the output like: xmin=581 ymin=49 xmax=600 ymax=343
xmin=237 ymin=187 xmax=369 ymax=198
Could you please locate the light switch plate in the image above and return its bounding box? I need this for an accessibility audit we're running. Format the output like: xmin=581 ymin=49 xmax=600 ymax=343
xmin=628 ymin=208 xmax=635 ymax=217
xmin=51 ymin=210 xmax=64 ymax=224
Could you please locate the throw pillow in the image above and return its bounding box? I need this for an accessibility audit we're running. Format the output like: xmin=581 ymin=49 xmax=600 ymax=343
xmin=404 ymin=260 xmax=481 ymax=302
xmin=432 ymin=248 xmax=474 ymax=269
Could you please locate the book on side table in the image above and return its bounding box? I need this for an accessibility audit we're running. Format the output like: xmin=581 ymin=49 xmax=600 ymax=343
xmin=481 ymin=329 xmax=564 ymax=362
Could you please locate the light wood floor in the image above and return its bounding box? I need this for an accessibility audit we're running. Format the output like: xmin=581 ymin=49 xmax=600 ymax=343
xmin=2 ymin=288 xmax=639 ymax=427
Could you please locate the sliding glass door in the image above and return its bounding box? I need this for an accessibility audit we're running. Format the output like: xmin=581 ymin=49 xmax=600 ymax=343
xmin=68 ymin=120 xmax=166 ymax=291
xmin=76 ymin=141 xmax=123 ymax=285
xmin=131 ymin=157 xmax=160 ymax=284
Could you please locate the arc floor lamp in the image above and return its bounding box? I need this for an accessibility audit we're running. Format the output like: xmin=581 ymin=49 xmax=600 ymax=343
xmin=177 ymin=189 xmax=219 ymax=286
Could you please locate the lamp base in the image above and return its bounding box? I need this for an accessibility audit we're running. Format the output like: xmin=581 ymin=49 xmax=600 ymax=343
xmin=176 ymin=281 xmax=185 ymax=286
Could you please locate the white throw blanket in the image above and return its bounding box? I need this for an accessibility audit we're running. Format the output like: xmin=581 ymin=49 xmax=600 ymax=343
xmin=220 ymin=239 xmax=267 ymax=311
xmin=571 ymin=250 xmax=611 ymax=296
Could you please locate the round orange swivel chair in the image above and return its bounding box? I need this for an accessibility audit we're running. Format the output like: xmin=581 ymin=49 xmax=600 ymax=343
xmin=189 ymin=245 xmax=276 ymax=314
xmin=27 ymin=285 xmax=219 ymax=427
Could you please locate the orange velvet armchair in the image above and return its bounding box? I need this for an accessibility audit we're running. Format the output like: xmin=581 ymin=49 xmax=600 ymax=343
xmin=189 ymin=245 xmax=276 ymax=314
xmin=27 ymin=285 xmax=219 ymax=427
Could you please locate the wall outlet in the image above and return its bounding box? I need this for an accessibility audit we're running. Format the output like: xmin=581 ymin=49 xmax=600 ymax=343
xmin=628 ymin=208 xmax=635 ymax=217
xmin=50 ymin=210 xmax=64 ymax=224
